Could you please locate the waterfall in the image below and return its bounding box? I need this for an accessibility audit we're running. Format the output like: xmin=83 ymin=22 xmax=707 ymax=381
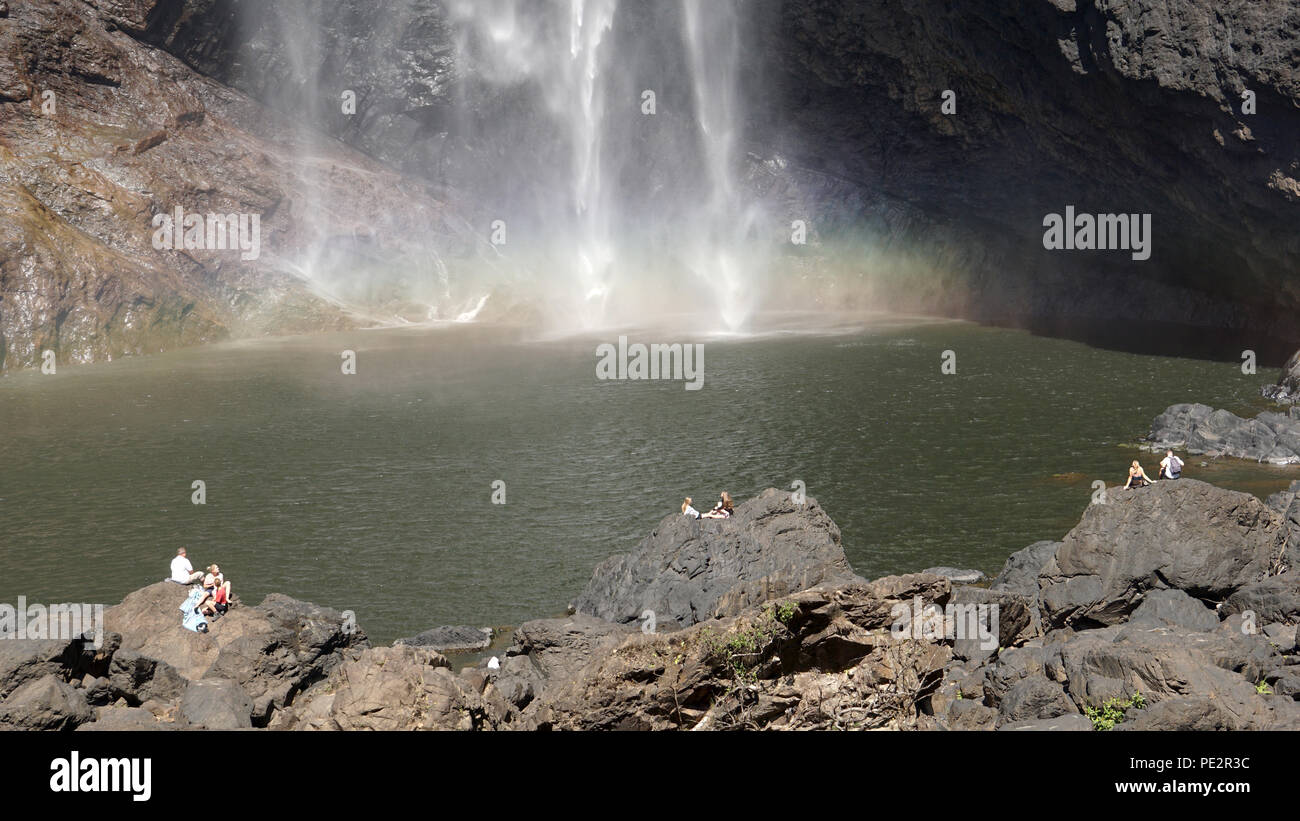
xmin=245 ymin=0 xmax=765 ymax=331
xmin=450 ymin=0 xmax=763 ymax=331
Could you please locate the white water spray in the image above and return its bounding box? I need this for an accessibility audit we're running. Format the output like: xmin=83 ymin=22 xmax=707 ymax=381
xmin=451 ymin=0 xmax=764 ymax=331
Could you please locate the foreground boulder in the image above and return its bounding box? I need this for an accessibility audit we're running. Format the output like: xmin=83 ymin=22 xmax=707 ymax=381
xmin=0 ymin=674 xmax=93 ymax=730
xmin=492 ymin=615 xmax=635 ymax=709
xmin=1038 ymin=480 xmax=1289 ymax=629
xmin=572 ymin=488 xmax=862 ymax=629
xmin=530 ymin=574 xmax=958 ymax=730
xmin=275 ymin=645 xmax=514 ymax=731
xmin=105 ymin=583 xmax=369 ymax=723
xmin=939 ymin=619 xmax=1300 ymax=731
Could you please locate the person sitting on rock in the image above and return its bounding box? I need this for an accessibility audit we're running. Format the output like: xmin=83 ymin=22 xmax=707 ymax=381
xmin=700 ymin=491 xmax=735 ymax=518
xmin=198 ymin=564 xmax=233 ymax=616
xmin=169 ymin=547 xmax=203 ymax=585
xmin=1124 ymin=460 xmax=1154 ymax=489
xmin=1158 ymin=450 xmax=1183 ymax=480
xmin=682 ymin=497 xmax=700 ymax=518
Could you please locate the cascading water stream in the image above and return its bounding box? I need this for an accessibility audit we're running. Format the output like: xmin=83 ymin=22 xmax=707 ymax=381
xmin=258 ymin=0 xmax=764 ymax=332
xmin=451 ymin=0 xmax=763 ymax=332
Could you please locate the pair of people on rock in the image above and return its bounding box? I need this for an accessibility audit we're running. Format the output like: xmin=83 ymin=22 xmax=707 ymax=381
xmin=196 ymin=565 xmax=233 ymax=617
xmin=1124 ymin=451 xmax=1182 ymax=489
xmin=681 ymin=491 xmax=734 ymax=519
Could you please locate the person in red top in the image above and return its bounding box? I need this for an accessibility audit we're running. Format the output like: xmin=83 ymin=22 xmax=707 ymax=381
xmin=197 ymin=564 xmax=233 ymax=616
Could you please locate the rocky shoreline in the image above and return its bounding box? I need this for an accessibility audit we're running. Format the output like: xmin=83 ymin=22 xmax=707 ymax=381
xmin=3 ymin=479 xmax=1298 ymax=731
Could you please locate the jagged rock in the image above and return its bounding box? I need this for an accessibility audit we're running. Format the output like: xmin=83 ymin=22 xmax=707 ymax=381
xmin=1262 ymin=349 xmax=1300 ymax=404
xmin=81 ymin=676 xmax=116 ymax=706
xmin=946 ymin=586 xmax=1038 ymax=662
xmin=1262 ymin=623 xmax=1297 ymax=653
xmin=179 ymin=679 xmax=254 ymax=730
xmin=0 ymin=674 xmax=93 ymax=730
xmin=494 ymin=615 xmax=633 ymax=709
xmin=990 ymin=541 xmax=1060 ymax=600
xmin=1148 ymin=403 xmax=1300 ymax=464
xmin=1127 ymin=589 xmax=1219 ymax=632
xmin=996 ymin=677 xmax=1078 ymax=724
xmin=574 ymin=489 xmax=861 ymax=629
xmin=945 ymin=698 xmax=997 ymax=730
xmin=533 ymin=576 xmax=953 ymax=730
xmin=0 ymin=640 xmax=76 ymax=700
xmin=1038 ymin=480 xmax=1287 ymax=629
xmin=284 ymin=645 xmax=513 ymax=731
xmin=1114 ymin=695 xmax=1300 ymax=731
xmin=981 ymin=646 xmax=1051 ymax=705
xmin=394 ymin=625 xmax=492 ymax=653
xmin=1044 ymin=623 xmax=1276 ymax=712
xmin=1262 ymin=482 xmax=1300 ymax=571
xmin=108 ymin=649 xmax=186 ymax=706
xmin=105 ymin=582 xmax=368 ymax=724
xmin=1220 ymin=572 xmax=1300 ymax=624
xmin=1268 ymin=666 xmax=1300 ymax=699
xmin=0 ymin=633 xmax=117 ymax=700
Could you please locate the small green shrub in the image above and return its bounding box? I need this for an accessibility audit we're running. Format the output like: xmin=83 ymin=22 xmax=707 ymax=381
xmin=1083 ymin=691 xmax=1147 ymax=731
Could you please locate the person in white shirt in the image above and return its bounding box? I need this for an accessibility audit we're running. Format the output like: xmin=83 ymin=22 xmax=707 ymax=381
xmin=1158 ymin=450 xmax=1183 ymax=480
xmin=682 ymin=497 xmax=700 ymax=518
xmin=170 ymin=547 xmax=203 ymax=584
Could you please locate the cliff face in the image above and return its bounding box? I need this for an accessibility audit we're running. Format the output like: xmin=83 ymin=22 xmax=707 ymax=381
xmin=3 ymin=0 xmax=1298 ymax=370
xmin=746 ymin=0 xmax=1300 ymax=341
xmin=0 ymin=0 xmax=481 ymax=372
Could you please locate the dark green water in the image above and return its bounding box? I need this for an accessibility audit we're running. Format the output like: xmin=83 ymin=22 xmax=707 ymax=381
xmin=0 ymin=314 xmax=1290 ymax=643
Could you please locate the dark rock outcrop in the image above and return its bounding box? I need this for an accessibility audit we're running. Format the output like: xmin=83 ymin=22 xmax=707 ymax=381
xmin=1038 ymin=479 xmax=1288 ymax=629
xmin=1149 ymin=403 xmax=1300 ymax=464
xmin=1127 ymin=588 xmax=1220 ymax=632
xmin=274 ymin=644 xmax=515 ymax=731
xmin=492 ymin=615 xmax=634 ymax=709
xmin=996 ymin=677 xmax=1078 ymax=725
xmin=530 ymin=575 xmax=956 ymax=731
xmin=1262 ymin=350 xmax=1300 ymax=404
xmin=0 ymin=0 xmax=488 ymax=373
xmin=573 ymin=488 xmax=861 ymax=630
xmin=0 ymin=674 xmax=93 ymax=730
xmin=1220 ymin=573 xmax=1300 ymax=625
xmin=393 ymin=625 xmax=493 ymax=653
xmin=749 ymin=0 xmax=1300 ymax=342
xmin=990 ymin=540 xmax=1060 ymax=602
xmin=1114 ymin=694 xmax=1300 ymax=731
xmin=105 ymin=583 xmax=368 ymax=723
